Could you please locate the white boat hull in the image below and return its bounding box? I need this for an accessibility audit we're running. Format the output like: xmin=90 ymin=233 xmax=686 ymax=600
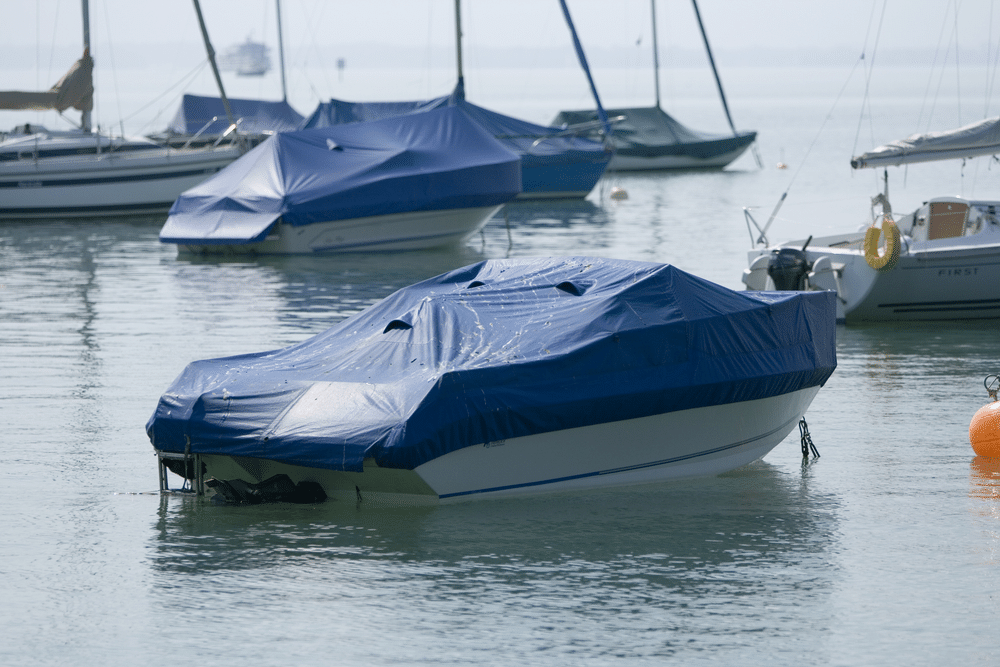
xmin=743 ymin=198 xmax=1000 ymax=322
xmin=177 ymin=205 xmax=502 ymax=254
xmin=180 ymin=387 xmax=820 ymax=504
xmin=0 ymin=147 xmax=240 ymax=220
xmin=745 ymin=233 xmax=1000 ymax=322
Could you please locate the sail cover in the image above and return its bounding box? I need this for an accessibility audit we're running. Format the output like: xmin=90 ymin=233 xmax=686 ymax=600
xmin=851 ymin=116 xmax=1000 ymax=168
xmin=160 ymin=105 xmax=522 ymax=244
xmin=147 ymin=256 xmax=837 ymax=473
xmin=167 ymin=94 xmax=304 ymax=136
xmin=0 ymin=50 xmax=93 ymax=112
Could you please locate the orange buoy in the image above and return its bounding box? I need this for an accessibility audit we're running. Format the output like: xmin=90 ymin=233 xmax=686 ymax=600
xmin=970 ymin=400 xmax=1000 ymax=457
xmin=610 ymin=186 xmax=628 ymax=201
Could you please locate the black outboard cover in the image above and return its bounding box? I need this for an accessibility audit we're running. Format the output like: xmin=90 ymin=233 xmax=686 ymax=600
xmin=206 ymin=474 xmax=327 ymax=504
xmin=767 ymin=247 xmax=810 ymax=291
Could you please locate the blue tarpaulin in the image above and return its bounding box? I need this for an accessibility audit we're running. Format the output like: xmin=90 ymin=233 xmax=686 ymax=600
xmin=148 ymin=257 xmax=837 ymax=473
xmin=159 ymin=105 xmax=522 ymax=245
xmin=300 ymin=83 xmax=610 ymax=197
xmin=167 ymin=94 xmax=304 ymax=136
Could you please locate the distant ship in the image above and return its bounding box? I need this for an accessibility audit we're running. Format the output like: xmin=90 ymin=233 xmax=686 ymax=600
xmin=218 ymin=38 xmax=271 ymax=77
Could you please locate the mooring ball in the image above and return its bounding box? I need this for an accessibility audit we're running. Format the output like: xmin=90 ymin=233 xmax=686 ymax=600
xmin=970 ymin=401 xmax=1000 ymax=457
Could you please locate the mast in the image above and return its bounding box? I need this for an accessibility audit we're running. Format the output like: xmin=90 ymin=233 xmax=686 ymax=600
xmin=276 ymin=0 xmax=287 ymax=103
xmin=558 ymin=0 xmax=609 ymax=136
xmin=690 ymin=0 xmax=737 ymax=136
xmin=453 ymin=0 xmax=465 ymax=99
xmin=80 ymin=0 xmax=92 ymax=132
xmin=650 ymin=0 xmax=661 ymax=109
xmin=191 ymin=0 xmax=236 ymax=130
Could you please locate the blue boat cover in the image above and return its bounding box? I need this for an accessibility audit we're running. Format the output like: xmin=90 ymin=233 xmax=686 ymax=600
xmin=300 ymin=83 xmax=610 ymax=194
xmin=159 ymin=105 xmax=522 ymax=244
xmin=147 ymin=257 xmax=837 ymax=473
xmin=167 ymin=93 xmax=304 ymax=136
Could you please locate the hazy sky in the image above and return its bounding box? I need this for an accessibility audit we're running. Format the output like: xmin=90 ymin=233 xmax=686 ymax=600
xmin=5 ymin=0 xmax=999 ymax=61
xmin=5 ymin=0 xmax=1000 ymax=135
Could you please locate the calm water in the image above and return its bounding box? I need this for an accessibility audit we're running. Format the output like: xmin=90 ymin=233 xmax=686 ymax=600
xmin=3 ymin=65 xmax=1000 ymax=665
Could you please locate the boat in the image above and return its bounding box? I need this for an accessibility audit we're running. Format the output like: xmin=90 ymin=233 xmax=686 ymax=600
xmin=742 ymin=115 xmax=1000 ymax=322
xmin=218 ymin=38 xmax=271 ymax=77
xmin=146 ymin=256 xmax=838 ymax=503
xmin=159 ymin=105 xmax=522 ymax=254
xmin=299 ymin=0 xmax=612 ymax=200
xmin=152 ymin=2 xmax=298 ymax=150
xmin=0 ymin=1 xmax=243 ymax=221
xmin=551 ymin=0 xmax=757 ymax=171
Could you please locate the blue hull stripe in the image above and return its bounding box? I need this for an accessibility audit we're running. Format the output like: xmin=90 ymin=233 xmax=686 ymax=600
xmin=0 ymin=166 xmax=224 ymax=189
xmin=437 ymin=415 xmax=797 ymax=499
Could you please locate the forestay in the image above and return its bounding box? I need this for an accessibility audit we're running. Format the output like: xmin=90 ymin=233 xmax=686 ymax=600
xmin=147 ymin=257 xmax=837 ymax=473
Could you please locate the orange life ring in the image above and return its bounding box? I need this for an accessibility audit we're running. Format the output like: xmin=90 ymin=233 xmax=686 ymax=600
xmin=864 ymin=216 xmax=901 ymax=272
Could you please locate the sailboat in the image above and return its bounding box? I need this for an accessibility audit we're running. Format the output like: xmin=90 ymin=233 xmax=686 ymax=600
xmin=299 ymin=0 xmax=612 ymax=200
xmin=741 ymin=116 xmax=1000 ymax=322
xmin=218 ymin=38 xmax=271 ymax=77
xmin=153 ymin=1 xmax=302 ymax=150
xmin=552 ymin=0 xmax=757 ymax=171
xmin=0 ymin=0 xmax=243 ymax=221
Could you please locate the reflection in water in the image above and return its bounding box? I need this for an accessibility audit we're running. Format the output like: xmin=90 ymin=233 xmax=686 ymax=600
xmin=147 ymin=461 xmax=839 ymax=656
xmin=969 ymin=457 xmax=1000 ymax=566
xmin=970 ymin=456 xmax=1000 ymax=506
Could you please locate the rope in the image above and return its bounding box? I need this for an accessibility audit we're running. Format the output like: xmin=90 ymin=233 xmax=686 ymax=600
xmin=986 ymin=374 xmax=1000 ymax=401
xmin=799 ymin=418 xmax=820 ymax=459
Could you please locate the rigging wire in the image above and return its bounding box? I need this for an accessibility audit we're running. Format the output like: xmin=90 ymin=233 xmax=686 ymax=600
xmin=987 ymin=0 xmax=1000 ymax=117
xmin=916 ymin=0 xmax=957 ymax=132
xmin=852 ymin=0 xmax=887 ymax=161
xmin=119 ymin=61 xmax=209 ymax=133
xmin=98 ymin=0 xmax=125 ymax=135
xmin=752 ymin=2 xmax=881 ymax=244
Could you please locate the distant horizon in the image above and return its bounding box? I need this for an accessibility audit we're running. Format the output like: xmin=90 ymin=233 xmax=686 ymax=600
xmin=1 ymin=42 xmax=993 ymax=73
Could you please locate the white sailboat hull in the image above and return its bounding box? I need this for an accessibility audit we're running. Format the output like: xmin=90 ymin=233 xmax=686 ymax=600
xmin=184 ymin=387 xmax=819 ymax=504
xmin=743 ymin=199 xmax=1000 ymax=322
xmin=0 ymin=146 xmax=240 ymax=220
xmin=177 ymin=205 xmax=502 ymax=254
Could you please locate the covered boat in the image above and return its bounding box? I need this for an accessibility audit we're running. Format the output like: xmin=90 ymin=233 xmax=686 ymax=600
xmin=298 ymin=0 xmax=612 ymax=200
xmin=148 ymin=256 xmax=837 ymax=503
xmin=159 ymin=105 xmax=522 ymax=254
xmin=553 ymin=105 xmax=757 ymax=171
xmin=552 ymin=0 xmax=757 ymax=171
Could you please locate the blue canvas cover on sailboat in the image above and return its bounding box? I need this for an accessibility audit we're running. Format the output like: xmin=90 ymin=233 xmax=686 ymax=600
xmin=167 ymin=94 xmax=304 ymax=136
xmin=159 ymin=105 xmax=522 ymax=245
xmin=300 ymin=83 xmax=610 ymax=193
xmin=147 ymin=257 xmax=837 ymax=473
